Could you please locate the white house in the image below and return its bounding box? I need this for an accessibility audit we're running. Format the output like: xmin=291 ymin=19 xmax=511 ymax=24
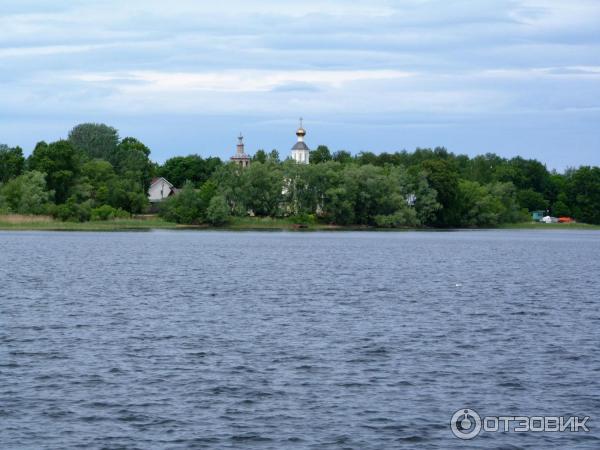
xmin=148 ymin=177 xmax=178 ymax=203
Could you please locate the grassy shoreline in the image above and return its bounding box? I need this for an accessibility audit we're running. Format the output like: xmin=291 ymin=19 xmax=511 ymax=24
xmin=1 ymin=215 xmax=600 ymax=231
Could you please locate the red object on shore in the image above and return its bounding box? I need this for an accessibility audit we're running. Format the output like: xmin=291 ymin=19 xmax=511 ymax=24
xmin=558 ymin=217 xmax=574 ymax=223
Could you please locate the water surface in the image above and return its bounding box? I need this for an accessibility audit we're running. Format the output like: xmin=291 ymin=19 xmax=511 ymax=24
xmin=1 ymin=230 xmax=599 ymax=449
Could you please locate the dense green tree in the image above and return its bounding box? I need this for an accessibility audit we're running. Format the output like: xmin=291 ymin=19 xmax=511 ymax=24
xmin=408 ymin=171 xmax=441 ymax=225
xmin=456 ymin=181 xmax=522 ymax=227
xmin=240 ymin=162 xmax=283 ymax=216
xmin=0 ymin=171 xmax=53 ymax=214
xmin=421 ymin=159 xmax=460 ymax=227
xmin=460 ymin=153 xmax=504 ymax=184
xmin=79 ymin=159 xmax=116 ymax=205
xmin=198 ymin=180 xmax=218 ymax=210
xmin=28 ymin=140 xmax=81 ymax=204
xmin=517 ymin=188 xmax=548 ymax=211
xmin=205 ymin=195 xmax=230 ymax=225
xmin=310 ymin=145 xmax=332 ymax=164
xmin=332 ymin=150 xmax=353 ymax=164
xmin=552 ymin=200 xmax=571 ymax=217
xmin=320 ymin=165 xmax=437 ymax=226
xmin=52 ymin=198 xmax=92 ymax=222
xmin=159 ymin=181 xmax=203 ymax=224
xmin=356 ymin=151 xmax=379 ymax=166
xmin=268 ymin=149 xmax=280 ymax=163
xmin=112 ymin=137 xmax=154 ymax=191
xmin=282 ymin=160 xmax=342 ymax=216
xmin=68 ymin=123 xmax=119 ymax=161
xmin=0 ymin=145 xmax=25 ymax=183
xmin=106 ymin=177 xmax=148 ymax=214
xmin=159 ymin=154 xmax=222 ymax=188
xmin=567 ymin=166 xmax=600 ymax=224
xmin=253 ymin=150 xmax=267 ymax=164
xmin=212 ymin=163 xmax=246 ymax=214
xmin=496 ymin=157 xmax=550 ymax=194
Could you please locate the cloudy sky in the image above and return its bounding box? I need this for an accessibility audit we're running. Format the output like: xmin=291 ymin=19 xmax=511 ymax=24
xmin=1 ymin=0 xmax=599 ymax=169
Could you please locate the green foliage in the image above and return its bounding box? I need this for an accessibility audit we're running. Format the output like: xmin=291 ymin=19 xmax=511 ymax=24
xmin=421 ymin=159 xmax=460 ymax=227
xmin=159 ymin=154 xmax=221 ymax=188
xmin=289 ymin=213 xmax=317 ymax=225
xmin=107 ymin=178 xmax=148 ymax=214
xmin=310 ymin=145 xmax=332 ymax=164
xmin=0 ymin=145 xmax=25 ymax=183
xmin=68 ymin=123 xmax=119 ymax=161
xmin=197 ymin=180 xmax=218 ymax=209
xmin=158 ymin=181 xmax=202 ymax=224
xmin=455 ymin=180 xmax=522 ymax=227
xmin=51 ymin=198 xmax=92 ymax=222
xmin=268 ymin=149 xmax=280 ymax=163
xmin=212 ymin=163 xmax=246 ymax=215
xmin=552 ymin=200 xmax=571 ymax=217
xmin=333 ymin=165 xmax=436 ymax=226
xmin=567 ymin=166 xmax=600 ymax=224
xmin=253 ymin=150 xmax=267 ymax=164
xmin=1 ymin=123 xmax=599 ymax=228
xmin=282 ymin=160 xmax=342 ymax=216
xmin=517 ymin=188 xmax=548 ymax=211
xmin=239 ymin=162 xmax=283 ymax=216
xmin=0 ymin=171 xmax=53 ymax=214
xmin=112 ymin=137 xmax=154 ymax=191
xmin=374 ymin=209 xmax=419 ymax=228
xmin=91 ymin=205 xmax=130 ymax=221
xmin=332 ymin=150 xmax=353 ymax=164
xmin=28 ymin=140 xmax=81 ymax=204
xmin=205 ymin=195 xmax=230 ymax=226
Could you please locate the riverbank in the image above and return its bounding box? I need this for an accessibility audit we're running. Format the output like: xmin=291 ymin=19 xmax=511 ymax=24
xmin=498 ymin=222 xmax=600 ymax=230
xmin=2 ymin=215 xmax=600 ymax=231
xmin=0 ymin=215 xmax=342 ymax=231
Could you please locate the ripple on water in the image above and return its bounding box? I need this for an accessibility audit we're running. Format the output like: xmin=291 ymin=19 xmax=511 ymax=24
xmin=1 ymin=230 xmax=599 ymax=449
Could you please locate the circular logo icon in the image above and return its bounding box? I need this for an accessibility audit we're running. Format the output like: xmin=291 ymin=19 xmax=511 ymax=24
xmin=451 ymin=408 xmax=482 ymax=440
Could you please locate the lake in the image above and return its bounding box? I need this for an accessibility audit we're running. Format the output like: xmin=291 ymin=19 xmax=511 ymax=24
xmin=1 ymin=230 xmax=599 ymax=449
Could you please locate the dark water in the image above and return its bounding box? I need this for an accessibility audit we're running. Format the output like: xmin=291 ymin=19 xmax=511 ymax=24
xmin=1 ymin=230 xmax=599 ymax=449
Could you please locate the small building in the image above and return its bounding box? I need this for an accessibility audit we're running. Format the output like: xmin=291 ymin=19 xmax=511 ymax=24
xmin=230 ymin=133 xmax=251 ymax=168
xmin=290 ymin=118 xmax=310 ymax=164
xmin=148 ymin=177 xmax=178 ymax=204
xmin=531 ymin=210 xmax=545 ymax=222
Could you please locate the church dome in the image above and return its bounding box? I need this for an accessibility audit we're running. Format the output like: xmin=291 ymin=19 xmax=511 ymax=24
xmin=292 ymin=141 xmax=309 ymax=151
xmin=296 ymin=127 xmax=306 ymax=137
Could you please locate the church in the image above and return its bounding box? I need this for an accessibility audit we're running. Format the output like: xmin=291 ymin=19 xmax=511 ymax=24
xmin=290 ymin=118 xmax=310 ymax=164
xmin=230 ymin=119 xmax=311 ymax=165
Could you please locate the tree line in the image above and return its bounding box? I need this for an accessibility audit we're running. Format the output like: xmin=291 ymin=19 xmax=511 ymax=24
xmin=1 ymin=123 xmax=599 ymax=226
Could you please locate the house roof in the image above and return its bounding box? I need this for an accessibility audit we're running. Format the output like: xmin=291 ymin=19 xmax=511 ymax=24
xmin=150 ymin=177 xmax=174 ymax=188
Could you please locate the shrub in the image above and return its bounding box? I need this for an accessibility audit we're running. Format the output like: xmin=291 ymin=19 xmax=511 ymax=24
xmin=158 ymin=181 xmax=202 ymax=224
xmin=0 ymin=171 xmax=53 ymax=215
xmin=205 ymin=195 xmax=230 ymax=226
xmin=91 ymin=205 xmax=130 ymax=221
xmin=51 ymin=199 xmax=92 ymax=222
xmin=374 ymin=209 xmax=419 ymax=228
xmin=289 ymin=213 xmax=316 ymax=225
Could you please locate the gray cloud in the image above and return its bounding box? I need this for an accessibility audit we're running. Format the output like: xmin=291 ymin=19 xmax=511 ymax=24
xmin=0 ymin=0 xmax=599 ymax=169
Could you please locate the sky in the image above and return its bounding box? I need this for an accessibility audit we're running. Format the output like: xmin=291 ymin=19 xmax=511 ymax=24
xmin=1 ymin=0 xmax=599 ymax=170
